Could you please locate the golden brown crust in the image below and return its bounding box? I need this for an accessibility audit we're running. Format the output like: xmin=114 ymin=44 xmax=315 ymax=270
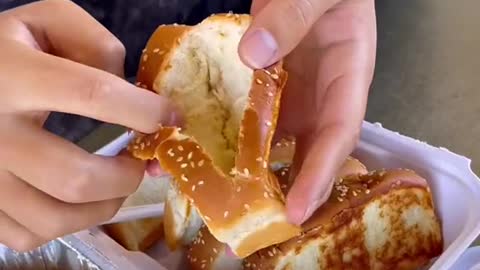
xmin=185 ymin=156 xmax=368 ymax=269
xmin=244 ymin=169 xmax=443 ymax=270
xmin=102 ymin=217 xmax=164 ymax=251
xmin=187 ymin=225 xmax=243 ymax=270
xmin=135 ymin=24 xmax=191 ymax=91
xmin=127 ymin=13 xmax=301 ymax=258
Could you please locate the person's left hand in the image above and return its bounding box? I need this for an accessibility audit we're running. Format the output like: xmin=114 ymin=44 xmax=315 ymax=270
xmin=238 ymin=0 xmax=377 ymax=225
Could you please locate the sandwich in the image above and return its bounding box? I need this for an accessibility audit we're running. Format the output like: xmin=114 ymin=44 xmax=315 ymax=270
xmin=124 ymin=12 xmax=444 ymax=269
xmin=126 ymin=13 xmax=301 ymax=258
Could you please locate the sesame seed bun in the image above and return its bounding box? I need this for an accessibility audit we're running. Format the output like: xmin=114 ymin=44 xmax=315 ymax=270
xmin=127 ymin=13 xmax=301 ymax=258
xmin=244 ymin=169 xmax=443 ymax=270
xmin=185 ymin=156 xmax=368 ymax=270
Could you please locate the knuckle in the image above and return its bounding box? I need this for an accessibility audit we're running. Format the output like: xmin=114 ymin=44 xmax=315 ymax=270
xmin=286 ymin=0 xmax=315 ymax=28
xmin=100 ymin=35 xmax=126 ymax=60
xmin=9 ymin=234 xmax=41 ymax=252
xmin=56 ymin=162 xmax=95 ymax=203
xmin=80 ymin=76 xmax=113 ymax=112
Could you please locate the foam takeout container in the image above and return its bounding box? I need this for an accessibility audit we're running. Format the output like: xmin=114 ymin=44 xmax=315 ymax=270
xmin=78 ymin=121 xmax=480 ymax=269
xmin=2 ymin=121 xmax=478 ymax=269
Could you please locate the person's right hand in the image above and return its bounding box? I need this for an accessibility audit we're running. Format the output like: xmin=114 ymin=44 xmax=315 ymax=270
xmin=0 ymin=0 xmax=180 ymax=252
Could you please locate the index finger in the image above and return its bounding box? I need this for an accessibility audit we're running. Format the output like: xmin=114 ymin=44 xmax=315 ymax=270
xmin=285 ymin=53 xmax=372 ymax=226
xmin=0 ymin=39 xmax=179 ymax=133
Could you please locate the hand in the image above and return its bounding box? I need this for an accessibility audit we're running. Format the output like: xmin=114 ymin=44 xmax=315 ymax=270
xmin=0 ymin=0 xmax=180 ymax=251
xmin=238 ymin=0 xmax=377 ymax=225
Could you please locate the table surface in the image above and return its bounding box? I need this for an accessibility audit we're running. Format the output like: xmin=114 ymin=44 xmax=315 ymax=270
xmin=77 ymin=0 xmax=480 ymax=245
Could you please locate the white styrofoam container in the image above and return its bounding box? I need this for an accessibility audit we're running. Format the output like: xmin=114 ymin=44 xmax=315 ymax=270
xmin=70 ymin=121 xmax=480 ymax=270
xmin=449 ymin=246 xmax=480 ymax=270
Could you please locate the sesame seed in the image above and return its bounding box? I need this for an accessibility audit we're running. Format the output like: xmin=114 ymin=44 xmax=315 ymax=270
xmin=167 ymin=148 xmax=174 ymax=157
xmin=135 ymin=82 xmax=141 ymax=86
xmin=153 ymin=48 xmax=160 ymax=53
xmin=142 ymin=54 xmax=148 ymax=61
xmin=187 ymin=152 xmax=193 ymax=160
xmin=244 ymin=204 xmax=250 ymax=210
xmin=176 ymin=157 xmax=183 ymax=162
xmin=198 ymin=180 xmax=204 ymax=185
xmin=236 ymin=186 xmax=242 ymax=192
xmin=190 ymin=161 xmax=195 ymax=168
xmin=353 ymin=191 xmax=358 ymax=196
xmin=213 ymin=248 xmax=218 ymax=254
xmin=224 ymin=211 xmax=229 ymax=218
xmin=268 ymin=251 xmax=274 ymax=257
xmin=201 ymin=239 xmax=205 ymax=245
xmin=271 ymin=74 xmax=279 ymax=79
xmin=256 ymin=157 xmax=262 ymax=162
xmin=265 ymin=121 xmax=272 ymax=126
xmin=201 ymin=264 xmax=205 ymax=269
xmin=263 ymin=161 xmax=268 ymax=168
xmin=133 ymin=145 xmax=139 ymax=149
xmin=337 ymin=197 xmax=344 ymax=202
xmin=266 ymin=83 xmax=270 ymax=87
xmin=178 ymin=145 xmax=184 ymax=151
xmin=264 ymin=192 xmax=269 ymax=198
xmin=146 ymin=141 xmax=151 ymax=146
xmin=365 ymin=189 xmax=371 ymax=194
xmin=204 ymin=216 xmax=211 ymax=221
xmin=198 ymin=160 xmax=204 ymax=166
xmin=243 ymin=168 xmax=250 ymax=177
xmin=154 ymin=133 xmax=159 ymax=139
xmin=192 ymin=185 xmax=196 ymax=191
xmin=255 ymin=78 xmax=263 ymax=84
xmin=281 ymin=170 xmax=286 ymax=176
xmin=181 ymin=163 xmax=188 ymax=168
xmin=181 ymin=174 xmax=188 ymax=182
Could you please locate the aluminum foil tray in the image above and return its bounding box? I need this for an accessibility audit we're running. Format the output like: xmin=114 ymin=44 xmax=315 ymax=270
xmin=0 ymin=234 xmax=109 ymax=270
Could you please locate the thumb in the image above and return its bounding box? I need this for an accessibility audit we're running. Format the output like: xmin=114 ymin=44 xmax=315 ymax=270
xmin=239 ymin=0 xmax=340 ymax=69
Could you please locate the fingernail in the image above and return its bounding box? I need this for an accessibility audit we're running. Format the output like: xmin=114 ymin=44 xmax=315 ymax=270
xmin=288 ymin=199 xmax=319 ymax=225
xmin=225 ymin=246 xmax=238 ymax=258
xmin=301 ymin=201 xmax=319 ymax=223
xmin=240 ymin=28 xmax=278 ymax=69
xmin=165 ymin=104 xmax=184 ymax=127
xmin=146 ymin=161 xmax=167 ymax=177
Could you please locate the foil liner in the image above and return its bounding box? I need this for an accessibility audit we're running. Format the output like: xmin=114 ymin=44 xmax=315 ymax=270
xmin=0 ymin=234 xmax=114 ymax=270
